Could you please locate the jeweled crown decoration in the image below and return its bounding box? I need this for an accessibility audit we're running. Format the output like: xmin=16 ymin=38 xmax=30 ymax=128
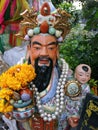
xmin=16 ymin=2 xmax=71 ymax=42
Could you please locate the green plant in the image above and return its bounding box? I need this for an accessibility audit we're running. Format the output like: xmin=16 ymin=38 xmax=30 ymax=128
xmin=79 ymin=0 xmax=98 ymax=30
xmin=89 ymin=79 xmax=98 ymax=87
xmin=60 ymin=24 xmax=98 ymax=80
xmin=51 ymin=0 xmax=63 ymax=8
xmin=58 ymin=0 xmax=98 ymax=80
xmin=89 ymin=78 xmax=98 ymax=95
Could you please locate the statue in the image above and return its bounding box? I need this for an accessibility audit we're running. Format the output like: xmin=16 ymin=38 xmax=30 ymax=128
xmin=0 ymin=2 xmax=91 ymax=130
xmin=64 ymin=64 xmax=91 ymax=130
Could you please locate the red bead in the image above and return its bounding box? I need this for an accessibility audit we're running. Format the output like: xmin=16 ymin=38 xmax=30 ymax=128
xmin=40 ymin=21 xmax=49 ymax=33
xmin=20 ymin=88 xmax=33 ymax=97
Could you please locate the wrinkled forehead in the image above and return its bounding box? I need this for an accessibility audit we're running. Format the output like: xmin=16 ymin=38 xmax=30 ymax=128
xmin=31 ymin=34 xmax=57 ymax=45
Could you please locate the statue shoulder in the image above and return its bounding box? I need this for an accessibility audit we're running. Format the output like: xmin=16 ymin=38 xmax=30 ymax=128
xmin=17 ymin=56 xmax=26 ymax=64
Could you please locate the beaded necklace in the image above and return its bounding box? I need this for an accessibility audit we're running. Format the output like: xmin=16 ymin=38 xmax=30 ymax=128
xmin=30 ymin=58 xmax=69 ymax=121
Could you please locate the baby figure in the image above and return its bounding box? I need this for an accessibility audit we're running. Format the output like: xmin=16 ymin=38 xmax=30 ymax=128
xmin=66 ymin=64 xmax=91 ymax=130
xmin=74 ymin=64 xmax=91 ymax=97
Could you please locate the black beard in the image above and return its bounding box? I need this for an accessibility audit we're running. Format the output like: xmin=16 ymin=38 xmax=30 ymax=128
xmin=33 ymin=57 xmax=53 ymax=92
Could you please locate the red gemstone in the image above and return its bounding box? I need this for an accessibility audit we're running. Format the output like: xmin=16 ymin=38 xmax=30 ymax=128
xmin=40 ymin=21 xmax=49 ymax=33
xmin=20 ymin=88 xmax=33 ymax=97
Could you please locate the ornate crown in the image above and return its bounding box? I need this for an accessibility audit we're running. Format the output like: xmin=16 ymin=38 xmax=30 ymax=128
xmin=16 ymin=2 xmax=71 ymax=43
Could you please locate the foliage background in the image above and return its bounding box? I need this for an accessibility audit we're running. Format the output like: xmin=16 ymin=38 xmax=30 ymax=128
xmin=52 ymin=0 xmax=98 ymax=80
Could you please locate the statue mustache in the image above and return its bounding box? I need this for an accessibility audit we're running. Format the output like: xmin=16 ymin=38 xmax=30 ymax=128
xmin=37 ymin=57 xmax=51 ymax=61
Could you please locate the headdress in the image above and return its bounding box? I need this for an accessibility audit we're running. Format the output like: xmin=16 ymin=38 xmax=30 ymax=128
xmin=16 ymin=2 xmax=71 ymax=43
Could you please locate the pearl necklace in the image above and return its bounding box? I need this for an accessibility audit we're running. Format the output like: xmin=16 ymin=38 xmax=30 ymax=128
xmin=30 ymin=58 xmax=69 ymax=121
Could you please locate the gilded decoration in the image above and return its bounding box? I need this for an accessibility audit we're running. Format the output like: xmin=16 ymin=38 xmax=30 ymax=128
xmin=79 ymin=99 xmax=98 ymax=130
xmin=16 ymin=6 xmax=71 ymax=40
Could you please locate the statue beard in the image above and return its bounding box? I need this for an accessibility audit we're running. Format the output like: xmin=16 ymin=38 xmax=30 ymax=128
xmin=33 ymin=57 xmax=53 ymax=92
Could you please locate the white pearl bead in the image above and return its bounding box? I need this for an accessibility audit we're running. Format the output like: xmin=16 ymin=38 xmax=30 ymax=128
xmin=59 ymin=78 xmax=62 ymax=82
xmin=62 ymin=81 xmax=66 ymax=85
xmin=37 ymin=100 xmax=41 ymax=104
xmin=43 ymin=117 xmax=48 ymax=121
xmin=52 ymin=114 xmax=56 ymax=119
xmin=57 ymin=86 xmax=60 ymax=90
xmin=60 ymin=101 xmax=64 ymax=105
xmin=36 ymin=96 xmax=40 ymax=100
xmin=56 ymin=103 xmax=60 ymax=106
xmin=36 ymin=92 xmax=39 ymax=95
xmin=56 ymin=98 xmax=60 ymax=102
xmin=60 ymin=97 xmax=64 ymax=101
xmin=60 ymin=88 xmax=64 ymax=93
xmin=61 ymin=85 xmax=64 ymax=89
xmin=47 ymin=114 xmax=51 ymax=117
xmin=39 ymin=109 xmax=43 ymax=113
xmin=65 ymin=71 xmax=68 ymax=74
xmin=44 ymin=112 xmax=48 ymax=116
xmin=59 ymin=109 xmax=62 ymax=113
xmin=60 ymin=93 xmax=64 ymax=96
xmin=48 ymin=117 xmax=52 ymax=121
xmin=56 ymin=107 xmax=59 ymax=111
xmin=62 ymin=71 xmax=65 ymax=74
xmin=56 ymin=90 xmax=59 ymax=94
xmin=55 ymin=111 xmax=59 ymax=115
xmin=38 ymin=105 xmax=42 ymax=108
xmin=41 ymin=113 xmax=45 ymax=118
xmin=63 ymin=78 xmax=66 ymax=81
xmin=32 ymin=84 xmax=35 ymax=87
xmin=56 ymin=94 xmax=60 ymax=98
xmin=28 ymin=29 xmax=33 ymax=36
xmin=60 ymin=105 xmax=64 ymax=109
xmin=34 ymin=87 xmax=38 ymax=91
xmin=58 ymin=82 xmax=61 ymax=86
xmin=60 ymin=75 xmax=64 ymax=78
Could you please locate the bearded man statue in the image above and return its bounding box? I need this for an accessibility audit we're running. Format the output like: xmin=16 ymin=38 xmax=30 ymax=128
xmin=3 ymin=2 xmax=91 ymax=130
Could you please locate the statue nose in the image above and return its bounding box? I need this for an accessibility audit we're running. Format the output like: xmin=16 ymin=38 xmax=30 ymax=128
xmin=40 ymin=47 xmax=49 ymax=56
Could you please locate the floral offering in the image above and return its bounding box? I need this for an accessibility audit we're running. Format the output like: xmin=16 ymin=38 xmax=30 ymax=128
xmin=0 ymin=64 xmax=36 ymax=113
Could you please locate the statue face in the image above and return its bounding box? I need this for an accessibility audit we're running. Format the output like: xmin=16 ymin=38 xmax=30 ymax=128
xmin=27 ymin=34 xmax=58 ymax=67
xmin=75 ymin=64 xmax=91 ymax=84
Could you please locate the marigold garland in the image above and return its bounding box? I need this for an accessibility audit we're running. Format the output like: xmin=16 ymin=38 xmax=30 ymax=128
xmin=0 ymin=63 xmax=36 ymax=113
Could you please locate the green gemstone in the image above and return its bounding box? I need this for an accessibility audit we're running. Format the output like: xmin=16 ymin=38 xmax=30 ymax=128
xmin=49 ymin=27 xmax=56 ymax=35
xmin=18 ymin=100 xmax=23 ymax=104
xmin=33 ymin=27 xmax=40 ymax=34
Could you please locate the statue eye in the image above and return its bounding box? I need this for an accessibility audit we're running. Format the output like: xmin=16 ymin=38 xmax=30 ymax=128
xmin=33 ymin=46 xmax=41 ymax=50
xmin=47 ymin=45 xmax=57 ymax=50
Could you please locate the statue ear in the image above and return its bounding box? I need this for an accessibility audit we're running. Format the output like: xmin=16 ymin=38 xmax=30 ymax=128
xmin=25 ymin=45 xmax=30 ymax=60
xmin=57 ymin=50 xmax=59 ymax=59
xmin=57 ymin=45 xmax=59 ymax=59
xmin=27 ymin=44 xmax=31 ymax=51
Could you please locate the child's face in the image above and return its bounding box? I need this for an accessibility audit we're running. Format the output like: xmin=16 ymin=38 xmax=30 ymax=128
xmin=75 ymin=65 xmax=91 ymax=84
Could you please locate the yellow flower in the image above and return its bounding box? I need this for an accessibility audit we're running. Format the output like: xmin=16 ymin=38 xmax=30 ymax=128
xmin=0 ymin=63 xmax=36 ymax=90
xmin=0 ymin=99 xmax=13 ymax=113
xmin=7 ymin=76 xmax=21 ymax=91
xmin=4 ymin=104 xmax=13 ymax=113
xmin=0 ymin=88 xmax=13 ymax=101
xmin=0 ymin=63 xmax=36 ymax=113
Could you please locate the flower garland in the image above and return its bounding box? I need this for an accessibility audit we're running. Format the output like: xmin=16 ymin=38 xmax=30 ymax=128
xmin=0 ymin=63 xmax=36 ymax=113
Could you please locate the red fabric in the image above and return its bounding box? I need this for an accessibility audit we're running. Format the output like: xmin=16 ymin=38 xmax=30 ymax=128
xmin=10 ymin=0 xmax=16 ymax=18
xmin=9 ymin=33 xmax=16 ymax=47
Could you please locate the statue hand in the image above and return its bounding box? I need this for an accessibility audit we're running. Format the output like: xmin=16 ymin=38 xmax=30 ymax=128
xmin=68 ymin=116 xmax=79 ymax=128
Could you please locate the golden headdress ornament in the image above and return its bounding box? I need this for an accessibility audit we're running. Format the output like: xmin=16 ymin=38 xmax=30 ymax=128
xmin=16 ymin=2 xmax=71 ymax=43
